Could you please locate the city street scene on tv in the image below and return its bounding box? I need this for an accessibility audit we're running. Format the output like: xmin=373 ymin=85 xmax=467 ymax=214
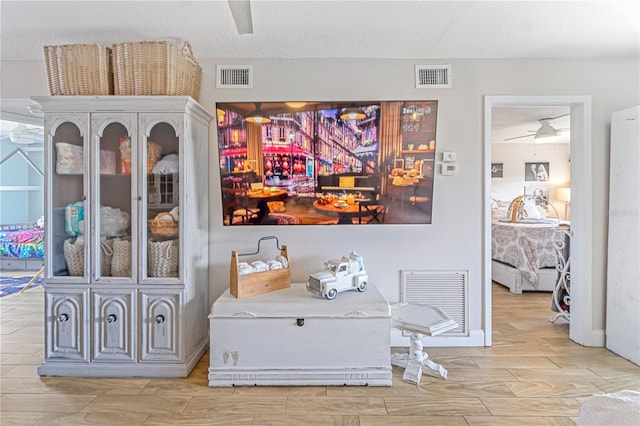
xmin=217 ymin=101 xmax=438 ymax=225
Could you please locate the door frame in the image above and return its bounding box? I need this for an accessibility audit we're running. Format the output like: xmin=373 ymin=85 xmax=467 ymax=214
xmin=483 ymin=95 xmax=593 ymax=346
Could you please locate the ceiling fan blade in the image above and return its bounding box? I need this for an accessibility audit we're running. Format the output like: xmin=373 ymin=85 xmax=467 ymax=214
xmin=549 ymin=113 xmax=570 ymax=121
xmin=227 ymin=0 xmax=253 ymax=35
xmin=504 ymin=134 xmax=534 ymax=141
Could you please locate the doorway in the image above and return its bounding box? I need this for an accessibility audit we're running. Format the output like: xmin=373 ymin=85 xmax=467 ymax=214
xmin=483 ymin=95 xmax=593 ymax=347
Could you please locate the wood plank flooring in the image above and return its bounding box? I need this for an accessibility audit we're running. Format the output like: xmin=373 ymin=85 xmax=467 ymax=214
xmin=1 ymin=283 xmax=638 ymax=425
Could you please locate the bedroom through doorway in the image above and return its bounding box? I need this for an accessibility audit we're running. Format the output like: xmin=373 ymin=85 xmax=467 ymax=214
xmin=489 ymin=105 xmax=571 ymax=329
xmin=484 ymin=95 xmax=593 ymax=348
xmin=0 ymin=99 xmax=45 ymax=273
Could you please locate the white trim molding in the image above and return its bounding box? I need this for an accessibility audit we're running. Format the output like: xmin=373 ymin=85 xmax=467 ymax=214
xmin=484 ymin=95 xmax=594 ymax=347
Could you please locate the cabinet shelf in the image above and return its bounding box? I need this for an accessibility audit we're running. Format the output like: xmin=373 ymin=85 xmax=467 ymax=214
xmin=148 ymin=203 xmax=178 ymax=211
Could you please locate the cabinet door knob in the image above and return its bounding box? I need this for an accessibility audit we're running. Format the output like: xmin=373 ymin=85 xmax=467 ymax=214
xmin=296 ymin=318 xmax=304 ymax=327
xmin=107 ymin=314 xmax=117 ymax=323
xmin=58 ymin=313 xmax=69 ymax=322
xmin=155 ymin=315 xmax=165 ymax=324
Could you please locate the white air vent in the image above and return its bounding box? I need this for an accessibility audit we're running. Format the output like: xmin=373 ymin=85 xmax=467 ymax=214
xmin=217 ymin=65 xmax=253 ymax=88
xmin=415 ymin=65 xmax=452 ymax=88
xmin=400 ymin=270 xmax=468 ymax=335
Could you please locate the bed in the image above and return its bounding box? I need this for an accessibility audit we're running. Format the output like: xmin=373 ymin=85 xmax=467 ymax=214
xmin=0 ymin=222 xmax=45 ymax=271
xmin=491 ymin=220 xmax=568 ymax=294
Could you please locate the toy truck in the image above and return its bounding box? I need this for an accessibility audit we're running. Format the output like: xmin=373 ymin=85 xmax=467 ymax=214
xmin=307 ymin=252 xmax=368 ymax=300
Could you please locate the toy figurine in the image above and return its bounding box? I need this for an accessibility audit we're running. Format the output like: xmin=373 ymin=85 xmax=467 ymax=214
xmin=307 ymin=252 xmax=368 ymax=300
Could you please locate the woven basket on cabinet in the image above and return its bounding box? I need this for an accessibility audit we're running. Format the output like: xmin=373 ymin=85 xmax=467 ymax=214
xmin=148 ymin=212 xmax=178 ymax=238
xmin=112 ymin=41 xmax=202 ymax=100
xmin=100 ymin=239 xmax=114 ymax=276
xmin=111 ymin=238 xmax=132 ymax=277
xmin=148 ymin=239 xmax=179 ymax=277
xmin=44 ymin=44 xmax=113 ymax=95
xmin=63 ymin=238 xmax=84 ymax=276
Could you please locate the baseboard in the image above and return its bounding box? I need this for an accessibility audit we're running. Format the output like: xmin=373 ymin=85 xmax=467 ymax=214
xmin=590 ymin=329 xmax=606 ymax=347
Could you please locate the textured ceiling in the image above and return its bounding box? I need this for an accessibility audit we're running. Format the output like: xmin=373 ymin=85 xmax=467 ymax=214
xmin=1 ymin=0 xmax=639 ymax=61
xmin=0 ymin=1 xmax=635 ymax=141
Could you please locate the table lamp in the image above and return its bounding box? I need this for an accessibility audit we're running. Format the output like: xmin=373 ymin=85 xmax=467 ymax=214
xmin=557 ymin=187 xmax=571 ymax=220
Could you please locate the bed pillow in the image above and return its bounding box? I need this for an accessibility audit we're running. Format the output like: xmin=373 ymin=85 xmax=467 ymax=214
xmin=522 ymin=200 xmax=543 ymax=219
xmin=492 ymin=207 xmax=508 ymax=220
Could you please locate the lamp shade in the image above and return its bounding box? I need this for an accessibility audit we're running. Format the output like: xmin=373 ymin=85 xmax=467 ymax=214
xmin=340 ymin=106 xmax=366 ymax=120
xmin=246 ymin=103 xmax=271 ymax=124
xmin=557 ymin=187 xmax=571 ymax=202
xmin=285 ymin=102 xmax=307 ymax=108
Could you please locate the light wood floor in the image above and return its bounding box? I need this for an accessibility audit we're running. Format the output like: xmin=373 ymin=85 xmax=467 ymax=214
xmin=1 ymin=283 xmax=638 ymax=425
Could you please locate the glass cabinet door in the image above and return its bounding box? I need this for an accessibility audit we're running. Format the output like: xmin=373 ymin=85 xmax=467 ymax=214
xmin=92 ymin=114 xmax=136 ymax=282
xmin=48 ymin=115 xmax=88 ymax=279
xmin=142 ymin=118 xmax=181 ymax=281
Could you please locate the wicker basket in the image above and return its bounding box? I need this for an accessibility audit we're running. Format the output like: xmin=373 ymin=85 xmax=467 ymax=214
xmin=111 ymin=238 xmax=132 ymax=277
xmin=63 ymin=238 xmax=84 ymax=276
xmin=148 ymin=212 xmax=178 ymax=238
xmin=100 ymin=239 xmax=114 ymax=276
xmin=113 ymin=41 xmax=202 ymax=101
xmin=148 ymin=239 xmax=179 ymax=277
xmin=44 ymin=44 xmax=113 ymax=95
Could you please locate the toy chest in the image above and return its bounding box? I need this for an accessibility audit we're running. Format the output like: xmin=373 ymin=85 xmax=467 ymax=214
xmin=208 ymin=283 xmax=392 ymax=387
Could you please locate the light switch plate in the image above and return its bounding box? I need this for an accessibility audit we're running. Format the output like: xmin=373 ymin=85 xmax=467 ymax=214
xmin=442 ymin=152 xmax=457 ymax=162
xmin=441 ymin=163 xmax=457 ymax=175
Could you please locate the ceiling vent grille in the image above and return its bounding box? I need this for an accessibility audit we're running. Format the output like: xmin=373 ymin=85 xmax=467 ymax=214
xmin=415 ymin=65 xmax=452 ymax=89
xmin=217 ymin=65 xmax=253 ymax=88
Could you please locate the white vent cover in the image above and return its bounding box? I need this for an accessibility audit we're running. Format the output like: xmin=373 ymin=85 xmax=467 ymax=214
xmin=400 ymin=270 xmax=468 ymax=335
xmin=216 ymin=65 xmax=253 ymax=88
xmin=415 ymin=65 xmax=452 ymax=88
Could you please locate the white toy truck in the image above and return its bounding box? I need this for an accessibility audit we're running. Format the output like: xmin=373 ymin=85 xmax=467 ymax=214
xmin=307 ymin=252 xmax=368 ymax=300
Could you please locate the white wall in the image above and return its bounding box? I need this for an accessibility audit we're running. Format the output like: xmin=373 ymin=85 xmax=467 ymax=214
xmin=492 ymin=142 xmax=571 ymax=218
xmin=2 ymin=57 xmax=638 ymax=346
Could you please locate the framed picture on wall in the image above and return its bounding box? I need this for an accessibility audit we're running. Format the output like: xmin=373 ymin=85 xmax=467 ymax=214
xmin=525 ymin=185 xmax=549 ymax=205
xmin=491 ymin=163 xmax=503 ymax=178
xmin=525 ymin=162 xmax=550 ymax=182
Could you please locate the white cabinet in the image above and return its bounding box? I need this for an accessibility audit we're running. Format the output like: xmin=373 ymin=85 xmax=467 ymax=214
xmin=209 ymin=283 xmax=392 ymax=386
xmin=92 ymin=288 xmax=136 ymax=362
xmin=36 ymin=96 xmax=211 ymax=377
xmin=140 ymin=290 xmax=181 ymax=362
xmin=44 ymin=287 xmax=88 ymax=361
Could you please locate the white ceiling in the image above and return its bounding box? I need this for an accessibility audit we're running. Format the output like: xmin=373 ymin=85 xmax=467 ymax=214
xmin=1 ymin=0 xmax=639 ymax=61
xmin=492 ymin=106 xmax=571 ymax=144
xmin=0 ymin=1 xmax=636 ymax=141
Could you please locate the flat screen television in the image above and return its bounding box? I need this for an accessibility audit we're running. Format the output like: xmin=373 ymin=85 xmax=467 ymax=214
xmin=216 ymin=100 xmax=438 ymax=225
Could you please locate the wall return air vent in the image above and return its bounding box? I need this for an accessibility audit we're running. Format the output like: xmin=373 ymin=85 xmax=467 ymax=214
xmin=216 ymin=65 xmax=253 ymax=88
xmin=415 ymin=65 xmax=452 ymax=89
xmin=400 ymin=269 xmax=468 ymax=335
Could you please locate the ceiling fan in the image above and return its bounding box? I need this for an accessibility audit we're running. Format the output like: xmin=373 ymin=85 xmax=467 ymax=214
xmin=0 ymin=124 xmax=44 ymax=145
xmin=504 ymin=114 xmax=569 ymax=142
